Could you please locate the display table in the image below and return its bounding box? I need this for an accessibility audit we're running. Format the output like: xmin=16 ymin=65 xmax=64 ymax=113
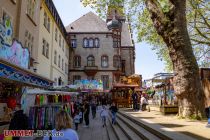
xmin=160 ymin=105 xmax=178 ymax=114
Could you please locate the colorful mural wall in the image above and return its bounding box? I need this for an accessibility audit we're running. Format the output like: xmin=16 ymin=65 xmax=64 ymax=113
xmin=74 ymin=80 xmax=103 ymax=91
xmin=0 ymin=18 xmax=29 ymax=69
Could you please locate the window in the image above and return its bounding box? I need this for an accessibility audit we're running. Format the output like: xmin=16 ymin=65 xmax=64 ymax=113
xmin=62 ymin=59 xmax=64 ymax=70
xmin=65 ymin=63 xmax=68 ymax=74
xmin=62 ymin=39 xmax=64 ymax=51
xmin=101 ymin=75 xmax=109 ymax=89
xmin=89 ymin=38 xmax=94 ymax=47
xmin=24 ymin=30 xmax=34 ymax=57
xmin=44 ymin=12 xmax=47 ymax=28
xmin=54 ymin=78 xmax=57 ymax=86
xmin=95 ymin=38 xmax=100 ymax=47
xmin=55 ymin=28 xmax=57 ymax=41
xmin=47 ymin=17 xmax=50 ymax=32
xmin=65 ymin=47 xmax=69 ymax=58
xmin=101 ymin=55 xmax=108 ymax=68
xmin=46 ymin=43 xmax=49 ymax=58
xmin=58 ymin=55 xmax=61 ymax=68
xmin=83 ymin=38 xmax=88 ymax=48
xmin=113 ymin=55 xmax=121 ymax=68
xmin=71 ymin=39 xmax=77 ymax=48
xmin=73 ymin=75 xmax=81 ymax=84
xmin=74 ymin=56 xmax=81 ymax=67
xmin=87 ymin=76 xmax=94 ymax=80
xmin=27 ymin=0 xmax=36 ymax=20
xmin=87 ymin=55 xmax=95 ymax=66
xmin=42 ymin=39 xmax=46 ymax=55
xmin=59 ymin=34 xmax=61 ymax=47
xmin=54 ymin=51 xmax=57 ymax=64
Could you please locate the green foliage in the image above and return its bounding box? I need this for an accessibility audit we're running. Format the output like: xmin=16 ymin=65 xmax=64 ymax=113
xmin=82 ymin=0 xmax=210 ymax=70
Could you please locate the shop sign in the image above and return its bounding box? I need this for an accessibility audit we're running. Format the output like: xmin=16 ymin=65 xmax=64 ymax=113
xmin=0 ymin=63 xmax=52 ymax=88
xmin=0 ymin=18 xmax=29 ymax=69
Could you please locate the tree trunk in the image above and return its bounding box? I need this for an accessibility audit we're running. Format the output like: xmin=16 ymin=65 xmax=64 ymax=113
xmin=146 ymin=0 xmax=205 ymax=118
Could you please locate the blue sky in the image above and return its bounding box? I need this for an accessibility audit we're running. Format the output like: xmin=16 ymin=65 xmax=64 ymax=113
xmin=53 ymin=0 xmax=165 ymax=80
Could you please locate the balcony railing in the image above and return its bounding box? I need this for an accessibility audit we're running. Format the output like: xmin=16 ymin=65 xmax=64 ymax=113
xmin=84 ymin=66 xmax=98 ymax=70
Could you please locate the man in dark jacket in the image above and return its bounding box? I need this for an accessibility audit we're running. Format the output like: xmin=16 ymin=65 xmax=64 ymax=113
xmin=132 ymin=92 xmax=138 ymax=111
xmin=109 ymin=103 xmax=118 ymax=124
xmin=9 ymin=105 xmax=29 ymax=140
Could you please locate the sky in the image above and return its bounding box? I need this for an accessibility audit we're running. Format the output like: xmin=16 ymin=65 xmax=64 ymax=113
xmin=53 ymin=0 xmax=165 ymax=80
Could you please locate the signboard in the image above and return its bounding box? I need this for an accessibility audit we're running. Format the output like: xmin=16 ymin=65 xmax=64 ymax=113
xmin=0 ymin=18 xmax=29 ymax=69
xmin=0 ymin=63 xmax=52 ymax=88
xmin=74 ymin=79 xmax=103 ymax=91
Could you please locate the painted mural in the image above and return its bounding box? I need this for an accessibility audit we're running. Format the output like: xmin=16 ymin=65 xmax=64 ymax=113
xmin=0 ymin=18 xmax=29 ymax=69
xmin=74 ymin=79 xmax=103 ymax=91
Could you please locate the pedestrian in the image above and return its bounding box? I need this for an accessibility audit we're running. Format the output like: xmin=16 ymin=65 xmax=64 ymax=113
xmin=132 ymin=91 xmax=138 ymax=111
xmin=73 ymin=111 xmax=80 ymax=131
xmin=140 ymin=95 xmax=148 ymax=111
xmin=100 ymin=105 xmax=108 ymax=127
xmin=79 ymin=109 xmax=83 ymax=124
xmin=83 ymin=101 xmax=90 ymax=128
xmin=9 ymin=104 xmax=29 ymax=140
xmin=109 ymin=103 xmax=118 ymax=125
xmin=43 ymin=110 xmax=79 ymax=140
xmin=91 ymin=99 xmax=97 ymax=119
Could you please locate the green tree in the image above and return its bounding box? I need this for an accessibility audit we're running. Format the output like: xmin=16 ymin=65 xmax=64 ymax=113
xmin=82 ymin=0 xmax=207 ymax=118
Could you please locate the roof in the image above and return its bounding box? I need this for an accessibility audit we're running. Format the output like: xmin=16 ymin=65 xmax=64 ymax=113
xmin=66 ymin=12 xmax=110 ymax=33
xmin=121 ymin=23 xmax=133 ymax=46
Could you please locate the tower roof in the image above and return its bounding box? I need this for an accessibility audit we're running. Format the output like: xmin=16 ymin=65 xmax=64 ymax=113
xmin=66 ymin=12 xmax=110 ymax=33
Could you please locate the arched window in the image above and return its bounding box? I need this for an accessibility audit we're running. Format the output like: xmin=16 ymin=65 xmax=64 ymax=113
xmin=95 ymin=38 xmax=100 ymax=47
xmin=113 ymin=55 xmax=121 ymax=68
xmin=89 ymin=38 xmax=94 ymax=47
xmin=74 ymin=56 xmax=81 ymax=67
xmin=87 ymin=55 xmax=95 ymax=66
xmin=101 ymin=55 xmax=108 ymax=68
xmin=83 ymin=38 xmax=88 ymax=48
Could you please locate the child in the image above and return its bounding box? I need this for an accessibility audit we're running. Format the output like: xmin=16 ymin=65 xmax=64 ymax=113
xmin=73 ymin=111 xmax=80 ymax=131
xmin=100 ymin=105 xmax=108 ymax=127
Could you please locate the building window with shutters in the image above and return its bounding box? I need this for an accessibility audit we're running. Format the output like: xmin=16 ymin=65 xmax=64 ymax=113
xmin=87 ymin=55 xmax=95 ymax=66
xmin=101 ymin=55 xmax=108 ymax=68
xmin=74 ymin=56 xmax=81 ymax=68
xmin=101 ymin=75 xmax=109 ymax=89
xmin=73 ymin=75 xmax=81 ymax=84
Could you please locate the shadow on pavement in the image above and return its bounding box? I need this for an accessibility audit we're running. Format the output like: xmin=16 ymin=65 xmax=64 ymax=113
xmin=158 ymin=123 xmax=187 ymax=128
xmin=179 ymin=131 xmax=209 ymax=140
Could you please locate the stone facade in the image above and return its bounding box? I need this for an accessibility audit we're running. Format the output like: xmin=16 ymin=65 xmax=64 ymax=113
xmin=67 ymin=11 xmax=135 ymax=90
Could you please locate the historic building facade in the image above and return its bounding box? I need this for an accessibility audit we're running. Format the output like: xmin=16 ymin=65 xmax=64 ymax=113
xmin=66 ymin=4 xmax=135 ymax=90
xmin=37 ymin=0 xmax=70 ymax=86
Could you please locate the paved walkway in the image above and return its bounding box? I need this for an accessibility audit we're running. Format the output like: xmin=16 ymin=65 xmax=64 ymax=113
xmin=76 ymin=107 xmax=109 ymax=140
xmin=121 ymin=107 xmax=210 ymax=140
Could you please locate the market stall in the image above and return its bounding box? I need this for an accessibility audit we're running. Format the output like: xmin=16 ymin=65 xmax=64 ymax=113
xmin=111 ymin=83 xmax=139 ymax=108
xmin=21 ymin=89 xmax=78 ymax=130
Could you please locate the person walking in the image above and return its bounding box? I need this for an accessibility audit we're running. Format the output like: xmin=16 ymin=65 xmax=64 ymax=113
xmin=91 ymin=99 xmax=97 ymax=119
xmin=83 ymin=101 xmax=90 ymax=128
xmin=132 ymin=91 xmax=138 ymax=111
xmin=100 ymin=105 xmax=108 ymax=127
xmin=73 ymin=111 xmax=80 ymax=131
xmin=43 ymin=110 xmax=79 ymax=140
xmin=109 ymin=103 xmax=118 ymax=125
